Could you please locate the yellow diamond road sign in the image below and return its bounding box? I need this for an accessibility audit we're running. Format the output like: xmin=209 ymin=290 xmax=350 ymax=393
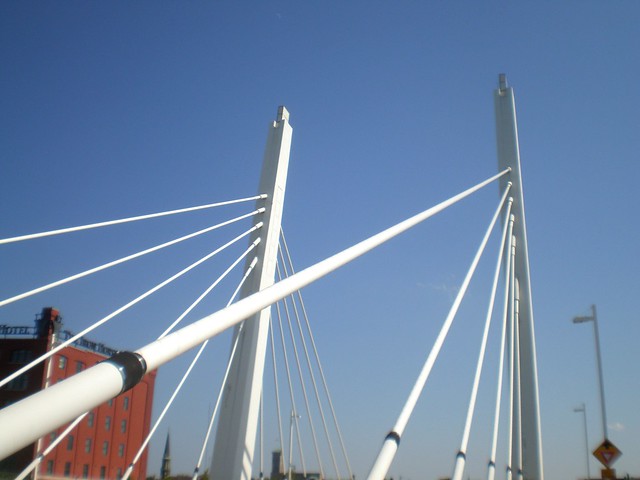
xmin=593 ymin=439 xmax=622 ymax=468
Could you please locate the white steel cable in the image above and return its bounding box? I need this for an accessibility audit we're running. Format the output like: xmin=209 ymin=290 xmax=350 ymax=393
xmin=514 ymin=287 xmax=524 ymax=480
xmin=451 ymin=192 xmax=512 ymax=480
xmin=0 ymin=209 xmax=264 ymax=308
xmin=506 ymin=232 xmax=517 ymax=480
xmin=190 ymin=257 xmax=259 ymax=480
xmin=0 ymin=223 xmax=262 ymax=390
xmin=487 ymin=214 xmax=515 ymax=480
xmin=269 ymin=309 xmax=287 ymax=472
xmin=280 ymin=229 xmax=354 ymax=480
xmin=14 ymin=413 xmax=87 ymax=480
xmin=122 ymin=244 xmax=260 ymax=480
xmin=278 ymin=245 xmax=341 ymax=480
xmin=277 ymin=263 xmax=324 ymax=479
xmin=366 ymin=185 xmax=511 ymax=480
xmin=0 ymin=194 xmax=266 ymax=245
xmin=260 ymin=389 xmax=264 ymax=480
xmin=0 ymin=170 xmax=509 ymax=457
xmin=275 ymin=299 xmax=307 ymax=476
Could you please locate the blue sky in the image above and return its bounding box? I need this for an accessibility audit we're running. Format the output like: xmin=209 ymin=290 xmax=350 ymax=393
xmin=2 ymin=2 xmax=639 ymax=479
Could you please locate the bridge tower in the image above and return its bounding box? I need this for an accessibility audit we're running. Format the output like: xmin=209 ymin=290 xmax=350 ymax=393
xmin=495 ymin=75 xmax=544 ymax=479
xmin=210 ymin=107 xmax=293 ymax=480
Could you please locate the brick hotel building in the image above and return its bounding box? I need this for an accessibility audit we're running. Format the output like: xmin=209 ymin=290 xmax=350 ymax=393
xmin=0 ymin=308 xmax=156 ymax=479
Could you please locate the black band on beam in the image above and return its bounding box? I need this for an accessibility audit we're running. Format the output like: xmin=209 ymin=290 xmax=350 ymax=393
xmin=385 ymin=431 xmax=401 ymax=446
xmin=102 ymin=351 xmax=147 ymax=393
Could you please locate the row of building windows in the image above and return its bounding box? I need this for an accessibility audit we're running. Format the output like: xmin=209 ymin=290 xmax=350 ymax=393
xmin=47 ymin=460 xmax=120 ymax=479
xmin=63 ymin=434 xmax=128 ymax=454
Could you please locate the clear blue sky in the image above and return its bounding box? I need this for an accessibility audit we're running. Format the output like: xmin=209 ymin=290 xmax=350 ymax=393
xmin=2 ymin=2 xmax=639 ymax=479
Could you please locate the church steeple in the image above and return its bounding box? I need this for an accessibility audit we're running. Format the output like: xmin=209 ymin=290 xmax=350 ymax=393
xmin=160 ymin=432 xmax=171 ymax=479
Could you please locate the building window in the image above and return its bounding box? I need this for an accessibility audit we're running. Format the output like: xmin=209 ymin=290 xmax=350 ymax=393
xmin=100 ymin=466 xmax=106 ymax=479
xmin=67 ymin=435 xmax=74 ymax=451
xmin=118 ymin=443 xmax=124 ymax=457
xmin=64 ymin=462 xmax=71 ymax=477
xmin=105 ymin=416 xmax=111 ymax=431
xmin=75 ymin=361 xmax=84 ymax=373
xmin=9 ymin=350 xmax=32 ymax=364
xmin=102 ymin=441 xmax=108 ymax=456
xmin=123 ymin=396 xmax=129 ymax=410
xmin=46 ymin=460 xmax=54 ymax=474
xmin=121 ymin=419 xmax=127 ymax=433
xmin=117 ymin=468 xmax=122 ymax=479
xmin=85 ymin=438 xmax=92 ymax=453
xmin=108 ymin=399 xmax=113 ymax=407
xmin=87 ymin=412 xmax=94 ymax=427
xmin=58 ymin=355 xmax=67 ymax=369
xmin=6 ymin=374 xmax=28 ymax=391
xmin=50 ymin=432 xmax=57 ymax=442
xmin=82 ymin=464 xmax=89 ymax=478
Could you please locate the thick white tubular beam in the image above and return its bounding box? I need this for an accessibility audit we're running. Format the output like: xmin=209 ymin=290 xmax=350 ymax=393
xmin=0 ymin=195 xmax=266 ymax=245
xmin=137 ymin=169 xmax=509 ymax=372
xmin=451 ymin=193 xmax=512 ymax=480
xmin=367 ymin=187 xmax=510 ymax=480
xmin=0 ymin=171 xmax=506 ymax=457
xmin=487 ymin=214 xmax=515 ymax=480
xmin=0 ymin=362 xmax=124 ymax=459
xmin=0 ymin=222 xmax=262 ymax=391
xmin=281 ymin=229 xmax=354 ymax=480
xmin=0 ymin=209 xmax=263 ymax=308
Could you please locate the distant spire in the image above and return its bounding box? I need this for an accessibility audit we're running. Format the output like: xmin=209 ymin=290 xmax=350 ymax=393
xmin=161 ymin=432 xmax=171 ymax=479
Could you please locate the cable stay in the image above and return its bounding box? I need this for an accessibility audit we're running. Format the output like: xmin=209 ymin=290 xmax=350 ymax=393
xmin=122 ymin=245 xmax=260 ymax=480
xmin=366 ymin=182 xmax=512 ymax=480
xmin=274 ymin=295 xmax=308 ymax=477
xmin=506 ymin=225 xmax=517 ymax=480
xmin=450 ymin=192 xmax=513 ymax=480
xmin=487 ymin=214 xmax=515 ymax=480
xmin=16 ymin=241 xmax=260 ymax=480
xmin=268 ymin=309 xmax=287 ymax=475
xmin=189 ymin=257 xmax=260 ymax=480
xmin=0 ymin=170 xmax=510 ymax=458
xmin=276 ymin=263 xmax=324 ymax=479
xmin=0 ymin=222 xmax=263 ymax=390
xmin=278 ymin=236 xmax=345 ymax=480
xmin=0 ymin=194 xmax=266 ymax=245
xmin=0 ymin=208 xmax=264 ymax=308
xmin=281 ymin=229 xmax=354 ymax=480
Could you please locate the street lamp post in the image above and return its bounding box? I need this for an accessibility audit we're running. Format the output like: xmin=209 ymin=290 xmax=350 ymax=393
xmin=573 ymin=403 xmax=591 ymax=480
xmin=572 ymin=304 xmax=608 ymax=440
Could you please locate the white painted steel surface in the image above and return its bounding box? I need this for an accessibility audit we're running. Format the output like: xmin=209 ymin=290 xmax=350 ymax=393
xmin=0 ymin=362 xmax=123 ymax=459
xmin=0 ymin=161 xmax=507 ymax=462
xmin=210 ymin=106 xmax=293 ymax=480
xmin=495 ymin=74 xmax=544 ymax=479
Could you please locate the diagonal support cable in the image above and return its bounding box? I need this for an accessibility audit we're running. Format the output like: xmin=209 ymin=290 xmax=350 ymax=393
xmin=278 ymin=243 xmax=341 ymax=479
xmin=123 ymin=249 xmax=260 ymax=480
xmin=367 ymin=182 xmax=512 ymax=480
xmin=281 ymin=229 xmax=354 ymax=480
xmin=487 ymin=213 xmax=515 ymax=480
xmin=0 ymin=170 xmax=509 ymax=458
xmin=0 ymin=222 xmax=262 ymax=390
xmin=0 ymin=195 xmax=266 ymax=245
xmin=0 ymin=208 xmax=264 ymax=308
xmin=451 ymin=191 xmax=512 ymax=480
xmin=277 ymin=263 xmax=323 ymax=479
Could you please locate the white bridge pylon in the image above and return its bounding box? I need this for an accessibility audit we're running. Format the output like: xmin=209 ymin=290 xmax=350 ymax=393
xmin=0 ymin=75 xmax=543 ymax=480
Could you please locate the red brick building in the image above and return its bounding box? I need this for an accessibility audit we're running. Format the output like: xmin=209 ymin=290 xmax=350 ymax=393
xmin=0 ymin=308 xmax=156 ymax=479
